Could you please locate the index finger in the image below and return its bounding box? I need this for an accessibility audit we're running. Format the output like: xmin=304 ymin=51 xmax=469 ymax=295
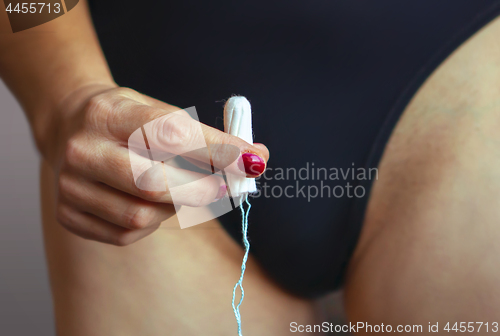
xmin=96 ymin=89 xmax=267 ymax=176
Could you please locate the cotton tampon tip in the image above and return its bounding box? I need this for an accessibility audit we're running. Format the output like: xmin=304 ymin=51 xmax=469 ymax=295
xmin=223 ymin=96 xmax=258 ymax=197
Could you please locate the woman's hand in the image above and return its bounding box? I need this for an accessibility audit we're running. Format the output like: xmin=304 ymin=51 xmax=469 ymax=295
xmin=0 ymin=1 xmax=269 ymax=246
xmin=41 ymin=84 xmax=269 ymax=246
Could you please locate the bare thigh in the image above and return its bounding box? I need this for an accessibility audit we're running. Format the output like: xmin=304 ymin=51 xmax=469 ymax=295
xmin=345 ymin=15 xmax=500 ymax=333
xmin=40 ymin=162 xmax=318 ymax=336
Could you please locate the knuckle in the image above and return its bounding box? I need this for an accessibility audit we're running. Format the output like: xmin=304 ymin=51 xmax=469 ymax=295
xmin=64 ymin=135 xmax=110 ymax=173
xmin=64 ymin=136 xmax=85 ymax=168
xmin=85 ymin=91 xmax=116 ymax=113
xmin=134 ymin=164 xmax=168 ymax=195
xmin=126 ymin=206 xmax=153 ymax=230
xmin=155 ymin=114 xmax=195 ymax=150
xmin=85 ymin=95 xmax=110 ymax=122
xmin=84 ymin=94 xmax=116 ymax=132
xmin=86 ymin=94 xmax=105 ymax=112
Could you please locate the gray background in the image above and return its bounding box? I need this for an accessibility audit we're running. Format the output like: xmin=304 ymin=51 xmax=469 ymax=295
xmin=0 ymin=79 xmax=55 ymax=335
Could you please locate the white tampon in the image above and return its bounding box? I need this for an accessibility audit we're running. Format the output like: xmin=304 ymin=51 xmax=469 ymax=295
xmin=224 ymin=96 xmax=257 ymax=197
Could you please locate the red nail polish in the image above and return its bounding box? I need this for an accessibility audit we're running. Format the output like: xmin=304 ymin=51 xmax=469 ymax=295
xmin=241 ymin=153 xmax=265 ymax=176
xmin=213 ymin=185 xmax=227 ymax=202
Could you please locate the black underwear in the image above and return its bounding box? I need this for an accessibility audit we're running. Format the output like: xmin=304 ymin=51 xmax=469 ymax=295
xmin=89 ymin=0 xmax=500 ymax=298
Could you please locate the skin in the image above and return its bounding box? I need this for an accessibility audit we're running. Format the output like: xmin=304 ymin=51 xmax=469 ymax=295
xmin=345 ymin=15 xmax=500 ymax=334
xmin=2 ymin=0 xmax=500 ymax=335
xmin=0 ymin=1 xmax=269 ymax=245
xmin=1 ymin=2 xmax=316 ymax=335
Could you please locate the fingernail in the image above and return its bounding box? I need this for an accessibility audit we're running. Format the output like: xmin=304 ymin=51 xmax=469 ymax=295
xmin=213 ymin=185 xmax=227 ymax=202
xmin=241 ymin=153 xmax=266 ymax=177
